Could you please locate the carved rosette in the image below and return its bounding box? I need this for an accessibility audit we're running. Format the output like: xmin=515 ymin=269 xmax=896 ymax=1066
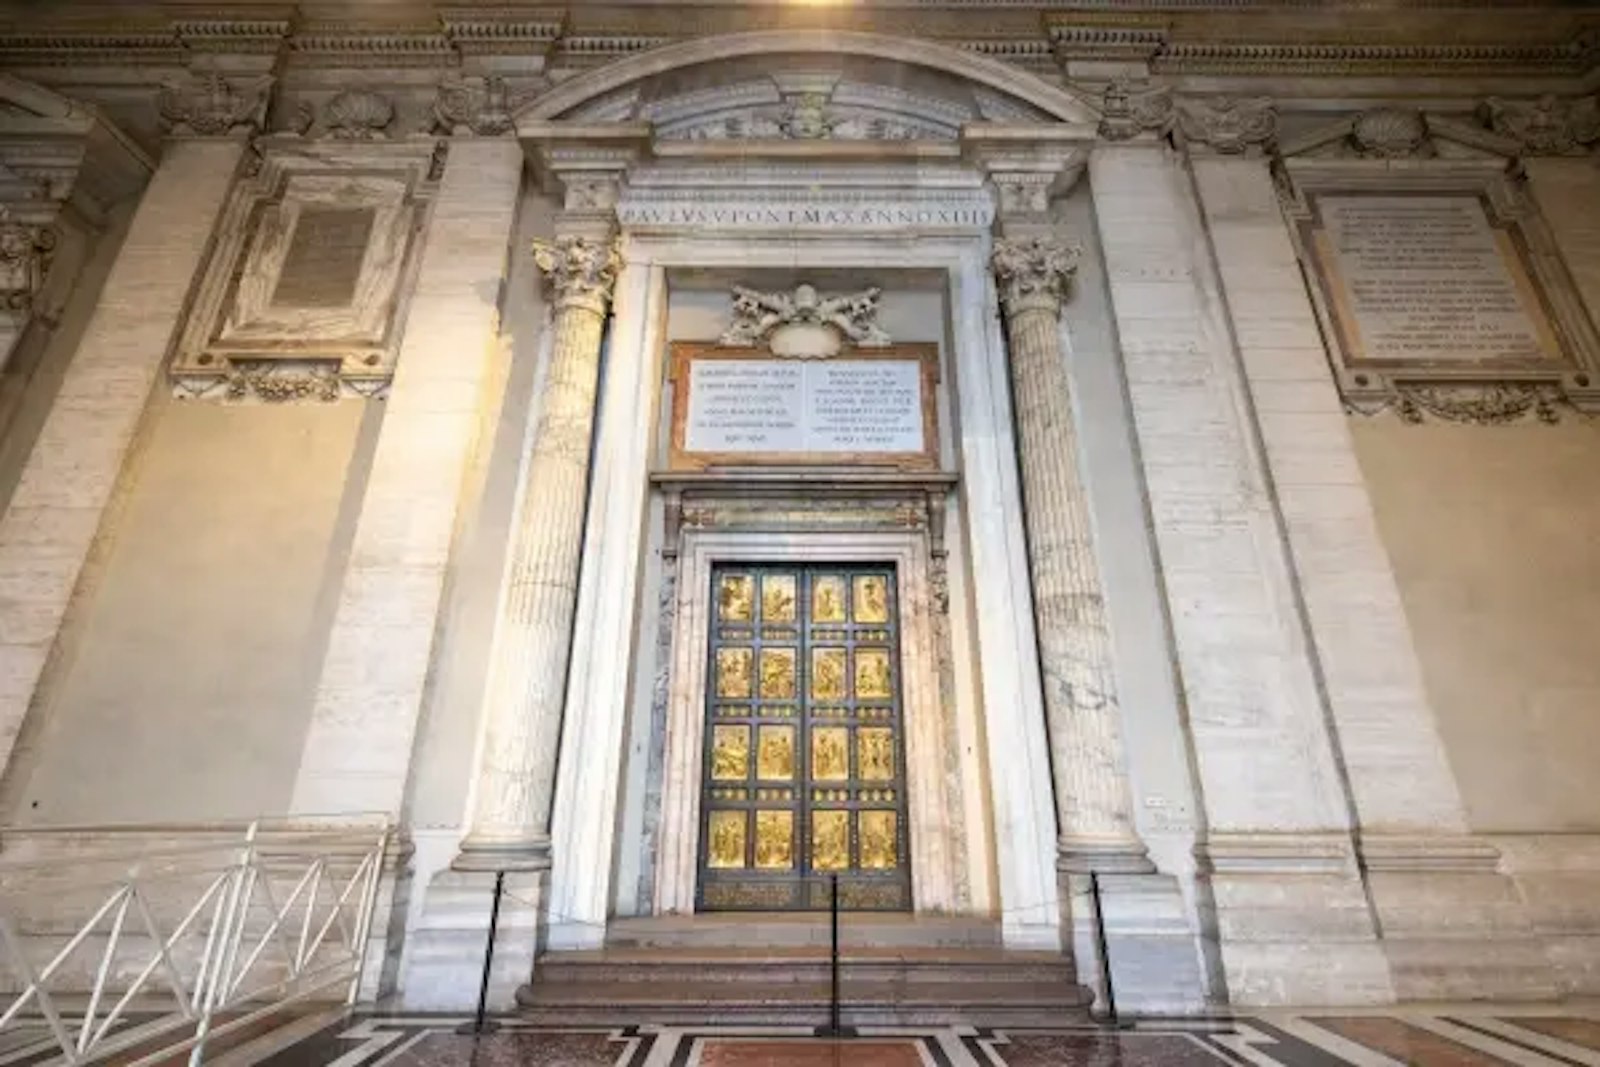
xmin=532 ymin=236 xmax=621 ymax=315
xmin=991 ymin=237 xmax=1081 ymax=319
xmin=158 ymin=73 xmax=272 ymax=136
xmin=0 ymin=208 xmax=56 ymax=313
xmin=1175 ymin=96 xmax=1277 ymax=155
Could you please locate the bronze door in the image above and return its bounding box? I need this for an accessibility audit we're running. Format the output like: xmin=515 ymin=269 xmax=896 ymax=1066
xmin=697 ymin=564 xmax=911 ymax=911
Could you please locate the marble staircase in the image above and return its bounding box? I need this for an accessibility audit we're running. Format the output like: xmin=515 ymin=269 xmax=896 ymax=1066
xmin=516 ymin=916 xmax=1093 ymax=1026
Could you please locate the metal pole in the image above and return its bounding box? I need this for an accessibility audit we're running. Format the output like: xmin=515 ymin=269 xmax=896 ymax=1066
xmin=1089 ymin=871 xmax=1120 ymax=1027
xmin=457 ymin=871 xmax=505 ymax=1037
xmin=827 ymin=873 xmax=841 ymax=1036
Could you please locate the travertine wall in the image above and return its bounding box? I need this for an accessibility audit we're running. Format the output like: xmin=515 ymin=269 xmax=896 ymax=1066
xmin=1353 ymin=418 xmax=1600 ymax=832
xmin=0 ymin=398 xmax=373 ymax=823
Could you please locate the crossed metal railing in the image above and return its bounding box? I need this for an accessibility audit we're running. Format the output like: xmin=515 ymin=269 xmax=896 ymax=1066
xmin=0 ymin=817 xmax=390 ymax=1065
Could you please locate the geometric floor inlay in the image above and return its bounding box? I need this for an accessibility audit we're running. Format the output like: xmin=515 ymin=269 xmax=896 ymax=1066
xmin=20 ymin=1010 xmax=1594 ymax=1067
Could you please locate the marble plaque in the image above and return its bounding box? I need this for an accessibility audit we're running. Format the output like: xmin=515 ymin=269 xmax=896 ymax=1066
xmin=670 ymin=344 xmax=938 ymax=469
xmin=1313 ymin=194 xmax=1560 ymax=365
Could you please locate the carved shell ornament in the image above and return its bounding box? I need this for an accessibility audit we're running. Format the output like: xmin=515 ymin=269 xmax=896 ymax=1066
xmin=323 ymin=89 xmax=394 ymax=139
xmin=1351 ymin=108 xmax=1429 ymax=158
xmin=718 ymin=283 xmax=892 ymax=358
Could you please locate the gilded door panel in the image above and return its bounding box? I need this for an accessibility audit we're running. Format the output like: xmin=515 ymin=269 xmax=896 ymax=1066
xmin=698 ymin=564 xmax=910 ymax=912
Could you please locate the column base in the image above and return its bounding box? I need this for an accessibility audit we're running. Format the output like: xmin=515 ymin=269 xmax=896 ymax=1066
xmin=1064 ymin=870 xmax=1205 ymax=1016
xmin=402 ymin=834 xmax=546 ymax=1012
xmin=452 ymin=832 xmax=553 ymax=873
xmin=1058 ymin=835 xmax=1158 ymax=875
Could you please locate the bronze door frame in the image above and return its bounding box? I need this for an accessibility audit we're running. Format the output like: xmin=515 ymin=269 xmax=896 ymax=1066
xmin=696 ymin=563 xmax=912 ymax=911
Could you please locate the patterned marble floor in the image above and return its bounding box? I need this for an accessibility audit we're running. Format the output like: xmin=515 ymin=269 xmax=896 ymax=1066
xmin=198 ymin=1009 xmax=1600 ymax=1066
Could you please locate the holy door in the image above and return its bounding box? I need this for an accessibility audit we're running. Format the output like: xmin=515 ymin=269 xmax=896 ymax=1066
xmin=697 ymin=564 xmax=911 ymax=911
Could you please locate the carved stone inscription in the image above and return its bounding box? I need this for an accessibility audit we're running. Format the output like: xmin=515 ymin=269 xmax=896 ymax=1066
xmin=270 ymin=206 xmax=376 ymax=309
xmin=687 ymin=359 xmax=921 ymax=452
xmin=669 ymin=344 xmax=938 ymax=470
xmin=1317 ymin=195 xmax=1557 ymax=364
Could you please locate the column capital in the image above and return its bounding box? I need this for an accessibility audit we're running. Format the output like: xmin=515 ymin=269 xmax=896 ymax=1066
xmin=991 ymin=235 xmax=1081 ymax=318
xmin=533 ymin=234 xmax=621 ymax=315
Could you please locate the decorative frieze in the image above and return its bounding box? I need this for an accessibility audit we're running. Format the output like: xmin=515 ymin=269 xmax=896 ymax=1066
xmin=1478 ymin=94 xmax=1600 ymax=156
xmin=432 ymin=75 xmax=537 ymax=137
xmin=1097 ymin=80 xmax=1173 ymax=142
xmin=157 ymin=73 xmax=273 ymax=137
xmin=0 ymin=206 xmax=55 ymax=312
xmin=1174 ymin=95 xmax=1276 ymax=155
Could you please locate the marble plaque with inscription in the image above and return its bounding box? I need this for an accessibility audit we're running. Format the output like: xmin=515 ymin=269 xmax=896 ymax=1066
xmin=1312 ymin=194 xmax=1561 ymax=365
xmin=669 ymin=344 xmax=938 ymax=469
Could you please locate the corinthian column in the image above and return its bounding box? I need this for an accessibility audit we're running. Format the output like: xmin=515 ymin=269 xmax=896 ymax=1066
xmin=991 ymin=236 xmax=1151 ymax=875
xmin=455 ymin=234 xmax=620 ymax=872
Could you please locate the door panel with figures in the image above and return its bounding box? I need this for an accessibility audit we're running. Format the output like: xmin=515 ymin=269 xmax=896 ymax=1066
xmin=697 ymin=563 xmax=911 ymax=911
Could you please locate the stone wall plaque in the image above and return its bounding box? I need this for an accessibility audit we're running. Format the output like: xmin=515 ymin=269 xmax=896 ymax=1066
xmin=1307 ymin=192 xmax=1563 ymax=367
xmin=668 ymin=343 xmax=939 ymax=470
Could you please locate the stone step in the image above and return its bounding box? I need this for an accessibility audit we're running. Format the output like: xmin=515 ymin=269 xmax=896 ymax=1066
xmin=534 ymin=948 xmax=1073 ymax=987
xmin=604 ymin=913 xmax=1003 ymax=949
xmin=520 ymin=940 xmax=1091 ymax=1027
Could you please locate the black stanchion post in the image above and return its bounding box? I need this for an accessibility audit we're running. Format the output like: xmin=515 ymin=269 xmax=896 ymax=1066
xmin=1089 ymin=871 xmax=1120 ymax=1028
xmin=457 ymin=870 xmax=505 ymax=1037
xmin=829 ymin=873 xmax=841 ymax=1036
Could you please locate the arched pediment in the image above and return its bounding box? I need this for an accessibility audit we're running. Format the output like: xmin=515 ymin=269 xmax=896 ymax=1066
xmin=518 ymin=30 xmax=1099 ymax=135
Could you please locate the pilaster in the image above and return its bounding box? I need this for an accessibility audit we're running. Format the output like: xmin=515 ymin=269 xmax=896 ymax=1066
xmin=289 ymin=136 xmax=524 ymax=816
xmin=0 ymin=121 xmax=230 ymax=782
xmin=1091 ymin=140 xmax=1391 ymax=1005
xmin=1190 ymin=144 xmax=1549 ymax=1001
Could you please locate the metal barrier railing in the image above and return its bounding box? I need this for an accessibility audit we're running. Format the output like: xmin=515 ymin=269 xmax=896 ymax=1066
xmin=0 ymin=817 xmax=390 ymax=1065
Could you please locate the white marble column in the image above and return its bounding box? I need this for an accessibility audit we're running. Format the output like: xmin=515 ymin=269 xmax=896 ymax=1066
xmin=0 ymin=137 xmax=237 ymax=778
xmin=290 ymin=138 xmax=523 ymax=815
xmin=454 ymin=234 xmax=620 ymax=872
xmin=992 ymin=236 xmax=1151 ymax=875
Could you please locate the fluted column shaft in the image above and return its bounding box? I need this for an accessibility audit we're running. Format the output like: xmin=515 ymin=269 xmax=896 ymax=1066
xmin=456 ymin=236 xmax=620 ymax=872
xmin=993 ymin=236 xmax=1152 ymax=874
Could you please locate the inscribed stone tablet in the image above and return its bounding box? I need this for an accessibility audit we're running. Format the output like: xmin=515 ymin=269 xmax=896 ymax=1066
xmin=1317 ymin=195 xmax=1555 ymax=363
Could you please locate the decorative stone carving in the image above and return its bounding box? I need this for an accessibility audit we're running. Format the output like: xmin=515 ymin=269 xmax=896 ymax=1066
xmin=1478 ymin=94 xmax=1600 ymax=156
xmin=1097 ymin=79 xmax=1173 ymax=142
xmin=0 ymin=207 xmax=55 ymax=312
xmin=1372 ymin=382 xmax=1568 ymax=425
xmin=323 ymin=89 xmax=394 ymax=139
xmin=658 ymin=84 xmax=954 ymax=143
xmin=990 ymin=237 xmax=1081 ymax=316
xmin=532 ymin=236 xmax=621 ymax=314
xmin=158 ymin=72 xmax=272 ymax=136
xmin=1175 ymin=96 xmax=1277 ymax=154
xmin=222 ymin=364 xmax=343 ymax=403
xmin=718 ymin=283 xmax=892 ymax=355
xmin=1350 ymin=108 xmax=1431 ymax=158
xmin=432 ymin=75 xmax=535 ymax=137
